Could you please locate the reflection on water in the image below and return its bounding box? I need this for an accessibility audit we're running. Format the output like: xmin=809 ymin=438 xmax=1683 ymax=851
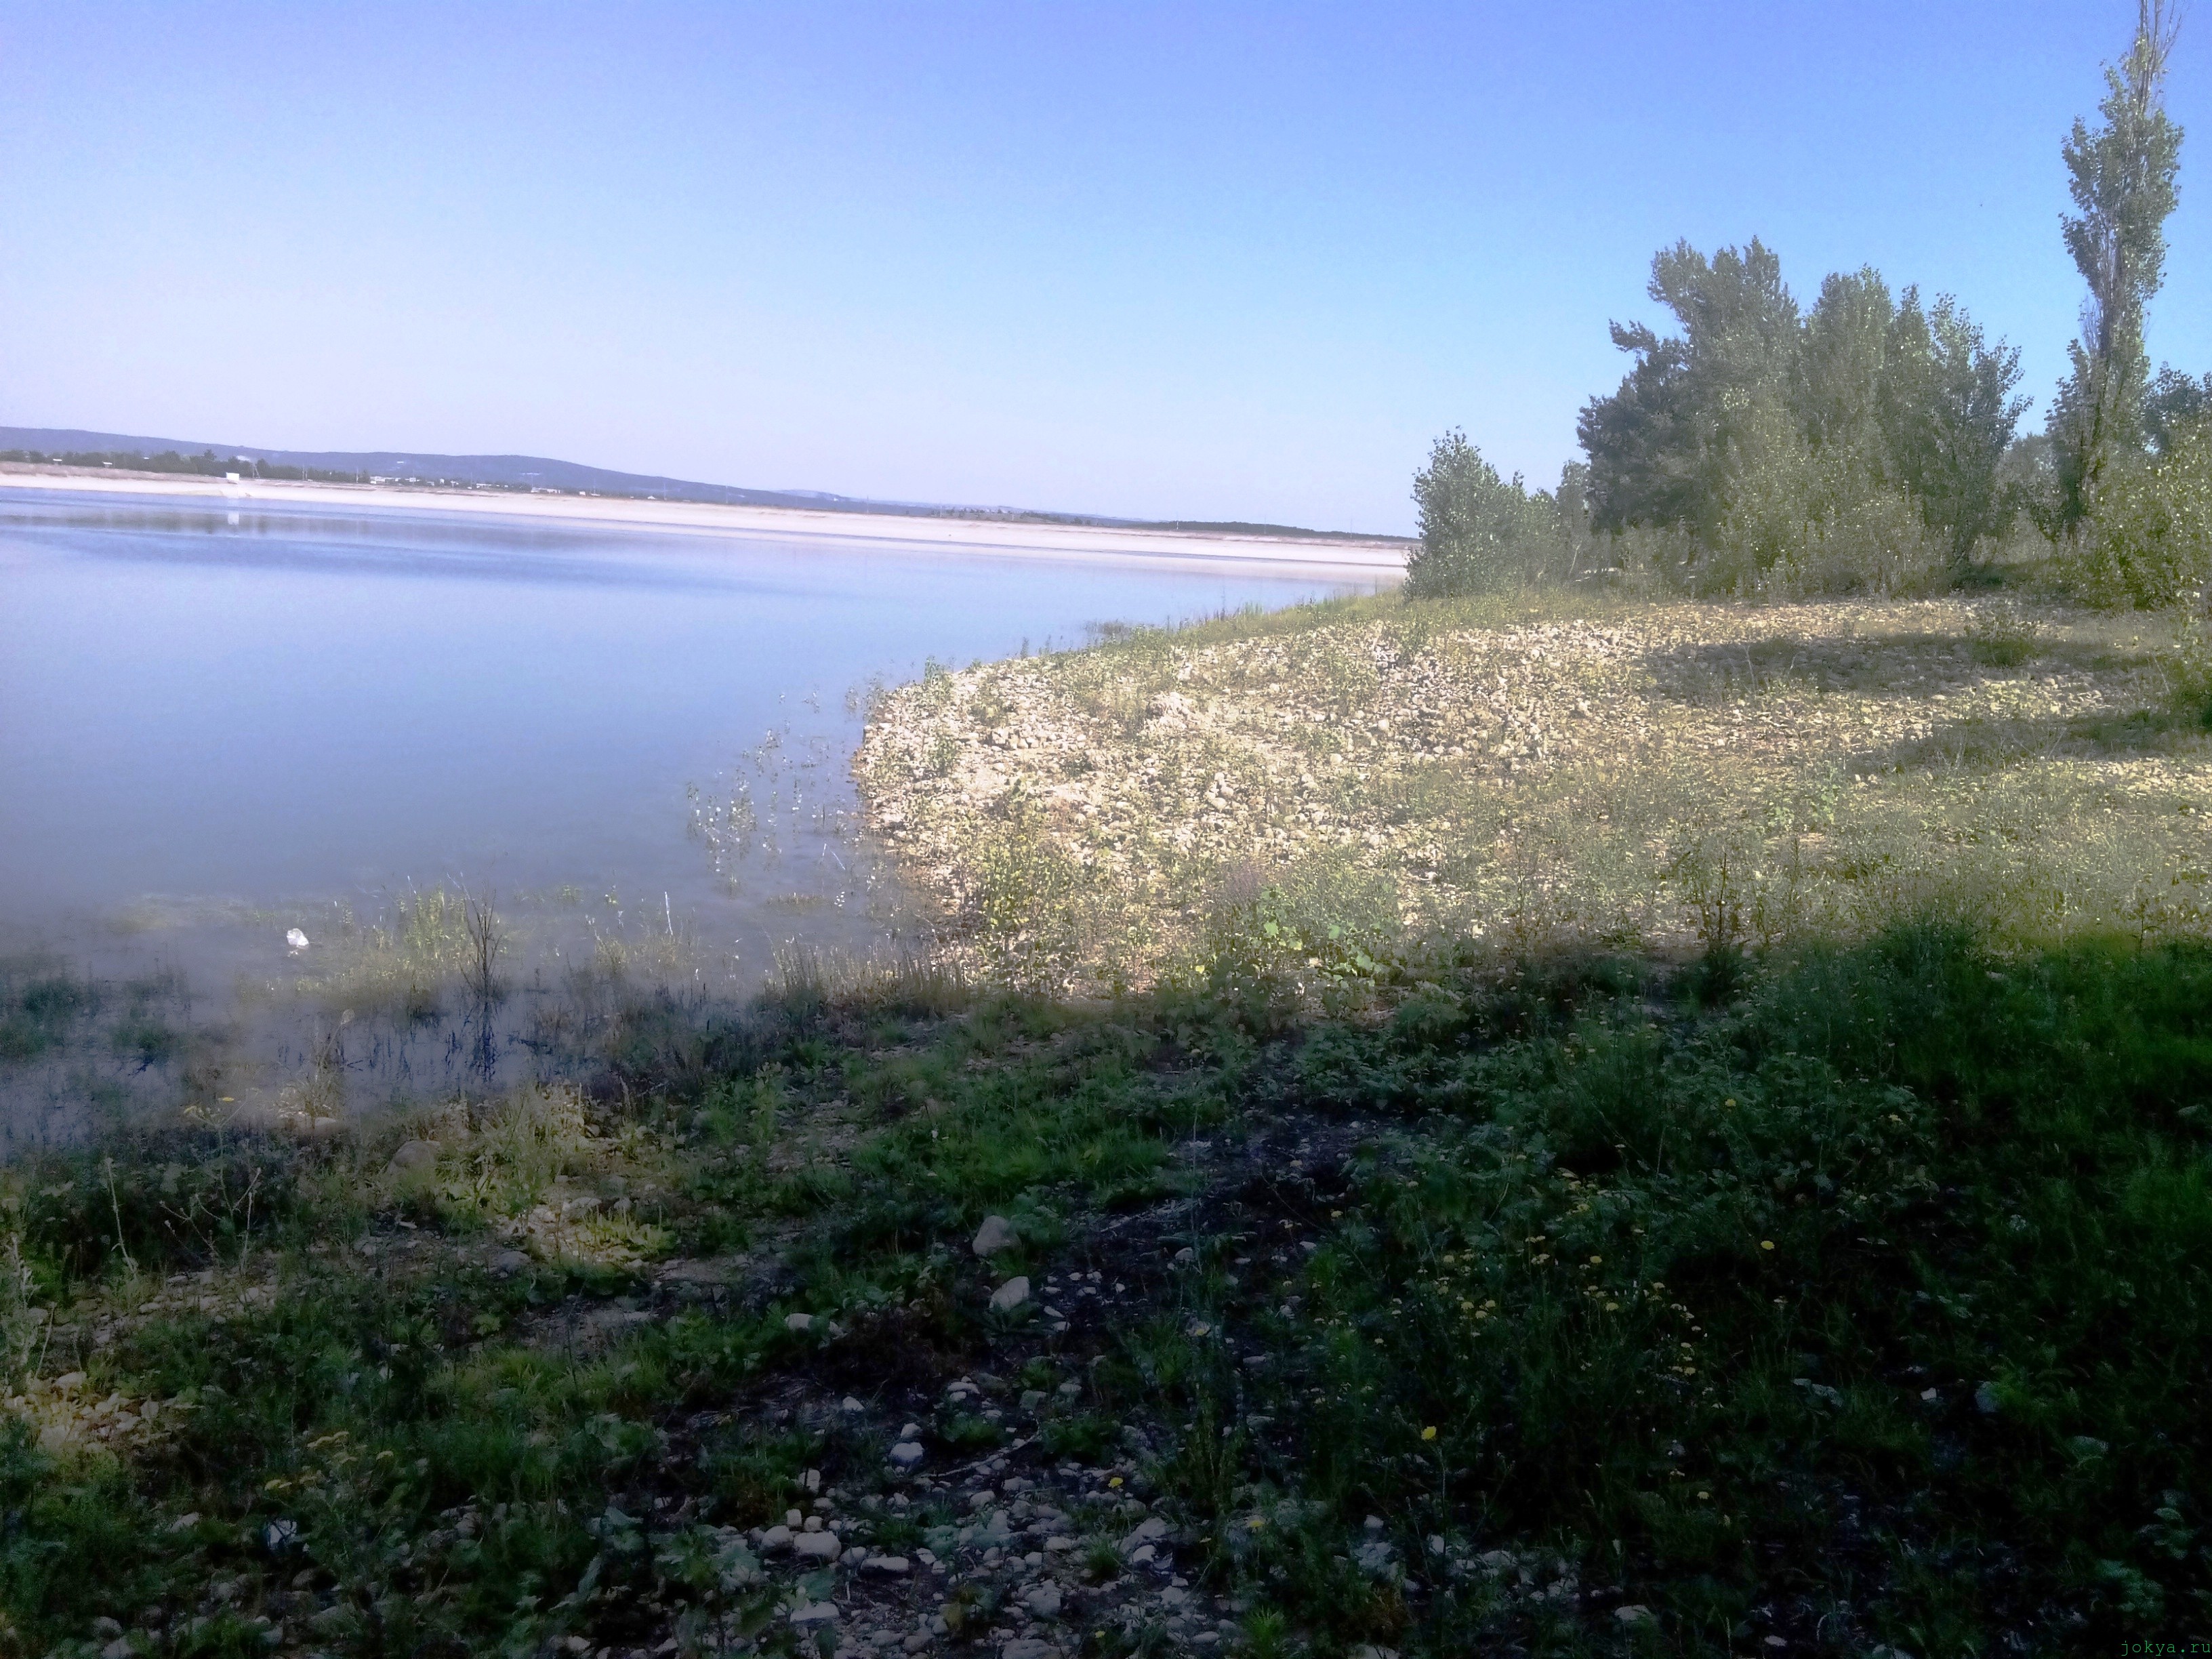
xmin=0 ymin=488 xmax=1381 ymax=1139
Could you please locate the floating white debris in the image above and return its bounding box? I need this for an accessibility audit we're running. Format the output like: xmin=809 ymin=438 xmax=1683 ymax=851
xmin=285 ymin=928 xmax=310 ymax=952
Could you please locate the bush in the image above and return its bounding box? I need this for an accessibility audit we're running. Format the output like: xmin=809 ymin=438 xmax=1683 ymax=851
xmin=1406 ymin=431 xmax=1565 ymax=596
xmin=2071 ymin=420 xmax=2212 ymax=608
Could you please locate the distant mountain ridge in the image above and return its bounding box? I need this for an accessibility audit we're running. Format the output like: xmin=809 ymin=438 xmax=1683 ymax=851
xmin=0 ymin=426 xmax=1402 ymax=542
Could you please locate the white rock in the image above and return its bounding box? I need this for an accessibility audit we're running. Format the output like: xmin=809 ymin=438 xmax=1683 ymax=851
xmin=789 ymin=1601 xmax=841 ymax=1628
xmin=1000 ymin=1641 xmax=1059 ymax=1659
xmin=785 ymin=1312 xmax=815 ymax=1333
xmin=890 ymin=1440 xmax=926 ymax=1469
xmin=794 ymin=1530 xmax=842 ymax=1563
xmin=1127 ymin=1543 xmax=1158 ymax=1565
xmin=387 ymin=1139 xmax=439 ymax=1174
xmin=285 ymin=928 xmax=310 ymax=952
xmin=1023 ymin=1584 xmax=1062 ymax=1618
xmin=989 ymin=1276 xmax=1031 ymax=1313
xmin=972 ymin=1214 xmax=1017 ymax=1256
xmin=1615 ymin=1604 xmax=1656 ymax=1626
xmin=760 ymin=1524 xmax=792 ymax=1552
xmin=842 ymin=1395 xmax=865 ymax=1412
xmin=1120 ymin=1517 xmax=1168 ymax=1554
xmin=863 ymin=1554 xmax=912 ymax=1576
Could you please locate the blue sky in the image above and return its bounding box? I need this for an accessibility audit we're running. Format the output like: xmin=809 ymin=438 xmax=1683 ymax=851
xmin=2 ymin=2 xmax=2205 ymax=533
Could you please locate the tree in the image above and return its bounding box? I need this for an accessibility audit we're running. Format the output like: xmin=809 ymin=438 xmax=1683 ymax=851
xmin=2146 ymin=367 xmax=2212 ymax=455
xmin=2049 ymin=0 xmax=2185 ymax=529
xmin=1406 ymin=431 xmax=1555 ymax=596
xmin=1882 ymin=291 xmax=2030 ymax=567
xmin=1578 ymin=239 xmax=1801 ymax=540
xmin=1797 ymin=267 xmax=1896 ymax=461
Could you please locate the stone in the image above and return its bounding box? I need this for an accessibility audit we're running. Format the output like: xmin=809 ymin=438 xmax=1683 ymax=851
xmin=842 ymin=1395 xmax=865 ymax=1412
xmin=794 ymin=1530 xmax=842 ymax=1563
xmin=1126 ymin=1544 xmax=1157 ymax=1565
xmin=790 ymin=1601 xmax=840 ymax=1629
xmin=760 ymin=1525 xmax=793 ymax=1553
xmin=489 ymin=1249 xmax=530 ymax=1275
xmin=890 ymin=1441 xmax=926 ymax=1469
xmin=1120 ymin=1517 xmax=1168 ymax=1555
xmin=1353 ymin=1538 xmax=1394 ymax=1574
xmin=1615 ymin=1605 xmax=1656 ymax=1626
xmin=1021 ymin=1389 xmax=1046 ymax=1411
xmin=785 ymin=1312 xmax=815 ymax=1333
xmin=387 ymin=1140 xmax=439 ymax=1174
xmin=902 ymin=1638 xmax=933 ymax=1655
xmin=971 ymin=1215 xmax=1017 ymax=1257
xmin=1001 ymin=1642 xmax=1059 ymax=1659
xmin=989 ymin=1277 xmax=1031 ymax=1313
xmin=862 ymin=1555 xmax=912 ymax=1576
xmin=1023 ymin=1584 xmax=1062 ymax=1618
xmin=1975 ymin=1381 xmax=2001 ymax=1415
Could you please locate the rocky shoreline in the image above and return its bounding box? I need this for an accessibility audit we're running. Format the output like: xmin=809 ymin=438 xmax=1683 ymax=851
xmin=856 ymin=595 xmax=2207 ymax=990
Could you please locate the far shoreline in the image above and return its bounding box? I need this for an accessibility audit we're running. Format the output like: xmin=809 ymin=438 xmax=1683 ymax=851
xmin=0 ymin=462 xmax=1408 ymax=582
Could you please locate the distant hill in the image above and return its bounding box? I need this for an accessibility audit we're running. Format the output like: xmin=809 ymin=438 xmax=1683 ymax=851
xmin=0 ymin=426 xmax=1404 ymax=543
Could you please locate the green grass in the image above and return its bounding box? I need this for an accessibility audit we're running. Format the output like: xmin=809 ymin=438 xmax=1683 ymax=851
xmin=0 ymin=921 xmax=2207 ymax=1653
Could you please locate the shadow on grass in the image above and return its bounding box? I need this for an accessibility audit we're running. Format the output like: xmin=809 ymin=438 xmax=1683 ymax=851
xmin=1643 ymin=629 xmax=2160 ymax=705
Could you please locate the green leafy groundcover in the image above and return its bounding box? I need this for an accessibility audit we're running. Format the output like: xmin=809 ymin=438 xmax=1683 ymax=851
xmin=2 ymin=926 xmax=2209 ymax=1655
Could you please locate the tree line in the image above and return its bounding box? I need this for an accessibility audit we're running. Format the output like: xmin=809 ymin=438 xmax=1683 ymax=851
xmin=0 ymin=448 xmax=374 ymax=484
xmin=1411 ymin=0 xmax=2206 ymax=609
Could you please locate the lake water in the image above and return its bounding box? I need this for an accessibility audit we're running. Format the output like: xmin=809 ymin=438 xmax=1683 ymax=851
xmin=0 ymin=488 xmax=1380 ymax=1139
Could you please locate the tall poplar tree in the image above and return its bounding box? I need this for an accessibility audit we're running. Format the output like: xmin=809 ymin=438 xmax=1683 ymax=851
xmin=2049 ymin=0 xmax=2185 ymax=529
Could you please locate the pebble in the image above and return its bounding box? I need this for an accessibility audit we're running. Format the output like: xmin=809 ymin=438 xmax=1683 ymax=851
xmin=790 ymin=1601 xmax=840 ymax=1629
xmin=890 ymin=1439 xmax=926 ymax=1468
xmin=972 ymin=1215 xmax=1017 ymax=1257
xmin=1616 ymin=1604 xmax=1656 ymax=1626
xmin=794 ymin=1531 xmax=842 ymax=1563
xmin=862 ymin=1555 xmax=912 ymax=1576
xmin=989 ymin=1277 xmax=1031 ymax=1313
xmin=785 ymin=1312 xmax=815 ymax=1333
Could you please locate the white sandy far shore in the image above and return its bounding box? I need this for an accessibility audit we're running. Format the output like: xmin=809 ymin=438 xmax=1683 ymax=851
xmin=0 ymin=463 xmax=1408 ymax=580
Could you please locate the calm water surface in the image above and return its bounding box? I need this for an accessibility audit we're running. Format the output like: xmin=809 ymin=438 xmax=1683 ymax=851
xmin=0 ymin=490 xmax=1376 ymax=1137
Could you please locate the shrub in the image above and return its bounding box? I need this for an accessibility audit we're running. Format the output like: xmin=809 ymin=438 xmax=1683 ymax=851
xmin=1406 ymin=431 xmax=1561 ymax=596
xmin=2071 ymin=420 xmax=2212 ymax=608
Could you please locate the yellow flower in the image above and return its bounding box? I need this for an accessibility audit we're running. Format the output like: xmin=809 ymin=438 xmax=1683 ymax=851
xmin=1760 ymin=1240 xmax=1775 ymax=1251
xmin=1588 ymin=1254 xmax=1603 ymax=1265
xmin=1421 ymin=1426 xmax=1437 ymax=1441
xmin=1109 ymin=1476 xmax=1124 ymax=1488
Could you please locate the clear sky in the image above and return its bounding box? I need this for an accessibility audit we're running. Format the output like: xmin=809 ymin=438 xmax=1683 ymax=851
xmin=3 ymin=2 xmax=2206 ymax=533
